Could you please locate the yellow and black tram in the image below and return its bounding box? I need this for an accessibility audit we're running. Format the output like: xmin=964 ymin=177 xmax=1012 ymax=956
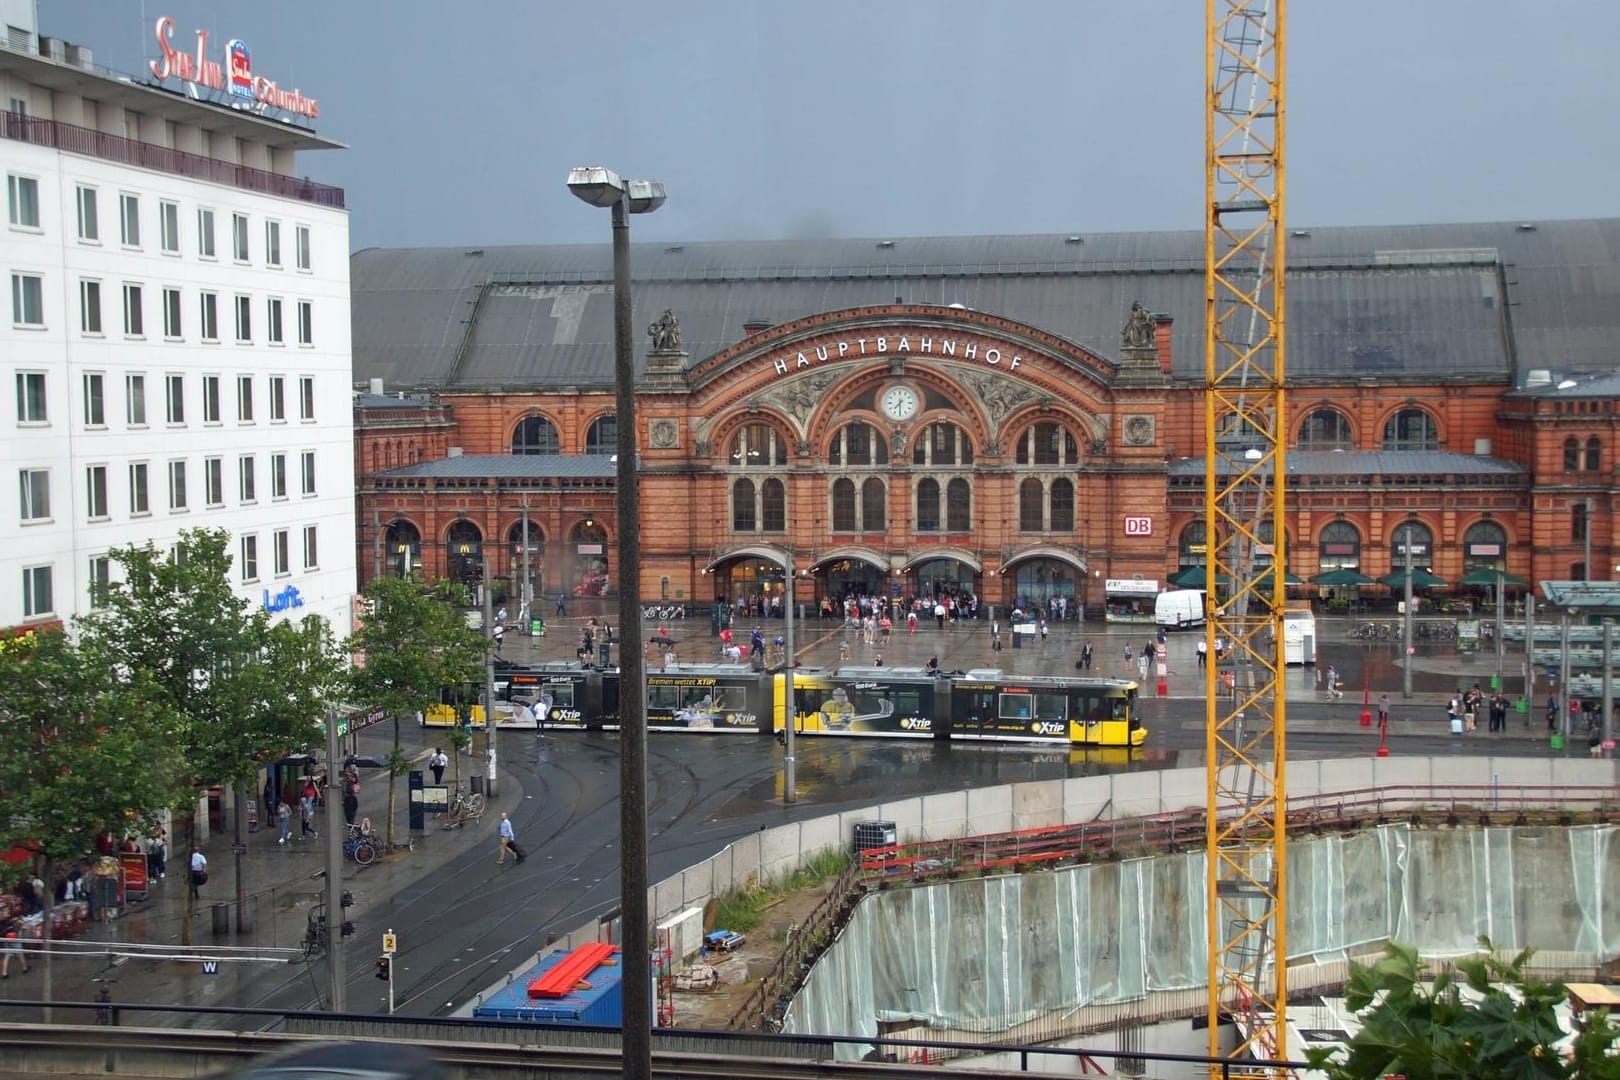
xmin=426 ymin=662 xmax=1144 ymax=749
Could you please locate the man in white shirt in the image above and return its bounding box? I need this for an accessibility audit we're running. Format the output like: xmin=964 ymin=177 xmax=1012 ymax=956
xmin=189 ymin=850 xmax=207 ymax=899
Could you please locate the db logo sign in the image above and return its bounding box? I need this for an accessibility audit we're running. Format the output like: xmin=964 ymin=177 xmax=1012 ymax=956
xmin=1123 ymin=516 xmax=1153 ymax=537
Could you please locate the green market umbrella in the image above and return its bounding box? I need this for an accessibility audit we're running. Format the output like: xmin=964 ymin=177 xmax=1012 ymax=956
xmin=1457 ymin=568 xmax=1530 ymax=589
xmin=1378 ymin=569 xmax=1449 ymax=590
xmin=1168 ymin=568 xmax=1221 ymax=589
xmin=1311 ymin=569 xmax=1376 ymax=588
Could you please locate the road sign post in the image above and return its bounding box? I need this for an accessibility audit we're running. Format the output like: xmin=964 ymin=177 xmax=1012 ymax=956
xmin=383 ymin=929 xmax=397 ymax=1014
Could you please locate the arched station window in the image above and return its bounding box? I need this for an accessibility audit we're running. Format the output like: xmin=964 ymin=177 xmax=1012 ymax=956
xmin=828 ymin=421 xmax=888 ymax=466
xmin=1015 ymin=421 xmax=1079 ymax=466
xmin=731 ymin=477 xmax=786 ymax=532
xmin=1317 ymin=520 xmax=1361 ymax=571
xmin=585 ymin=415 xmax=616 ymax=455
xmin=912 ymin=422 xmax=974 ymax=466
xmin=1382 ymin=409 xmax=1438 ymax=450
xmin=731 ymin=423 xmax=788 ymax=467
xmin=512 ymin=415 xmax=560 ymax=455
xmin=1297 ymin=408 xmax=1352 ymax=450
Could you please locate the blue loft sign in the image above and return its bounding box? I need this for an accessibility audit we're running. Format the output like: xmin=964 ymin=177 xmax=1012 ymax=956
xmin=263 ymin=585 xmax=305 ymax=613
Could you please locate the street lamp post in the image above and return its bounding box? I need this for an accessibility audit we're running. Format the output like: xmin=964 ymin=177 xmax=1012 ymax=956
xmin=567 ymin=166 xmax=664 ymax=1080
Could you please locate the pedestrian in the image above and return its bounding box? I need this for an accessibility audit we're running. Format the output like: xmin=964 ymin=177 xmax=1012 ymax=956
xmin=839 ymin=639 xmax=851 ymax=662
xmin=300 ymin=777 xmax=318 ymax=838
xmin=991 ymin=620 xmax=1002 ymax=651
xmin=430 ymin=748 xmax=448 ymax=785
xmin=1038 ymin=617 xmax=1049 ymax=642
xmin=148 ymin=827 xmax=168 ymax=879
xmin=935 ymin=602 xmax=946 ymax=630
xmin=497 ymin=811 xmax=525 ymax=864
xmin=189 ymin=850 xmax=208 ymax=899
xmin=493 ymin=622 xmax=504 ymax=653
xmin=555 ymin=592 xmax=567 ymax=617
xmin=907 ymin=611 xmax=918 ymax=633
xmin=1081 ymin=641 xmax=1093 ymax=670
xmin=277 ymin=799 xmax=291 ymax=845
xmin=880 ymin=615 xmax=892 ymax=644
xmin=1123 ymin=642 xmax=1132 ymax=665
xmin=750 ymin=627 xmax=765 ymax=657
xmin=1378 ymin=693 xmax=1390 ymax=727
xmin=342 ymin=782 xmax=359 ymax=827
xmin=1196 ymin=637 xmax=1208 ymax=668
xmin=1 ymin=920 xmax=28 ymax=977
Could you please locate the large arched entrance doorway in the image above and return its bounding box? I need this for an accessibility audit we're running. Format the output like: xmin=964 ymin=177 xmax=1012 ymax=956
xmin=901 ymin=551 xmax=982 ymax=612
xmin=507 ymin=520 xmax=544 ymax=611
xmin=445 ymin=520 xmax=483 ymax=587
xmin=385 ymin=520 xmax=421 ymax=578
xmin=1002 ymin=548 xmax=1087 ymax=620
xmin=567 ymin=519 xmax=610 ymax=599
xmin=809 ymin=552 xmax=889 ymax=611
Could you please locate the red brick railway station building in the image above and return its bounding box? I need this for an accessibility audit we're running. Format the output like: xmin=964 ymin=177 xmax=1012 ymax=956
xmin=351 ymin=220 xmax=1620 ymax=618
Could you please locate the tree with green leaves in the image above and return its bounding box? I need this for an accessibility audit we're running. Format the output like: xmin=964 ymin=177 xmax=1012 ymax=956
xmin=0 ymin=628 xmax=173 ymax=1012
xmin=346 ymin=575 xmax=486 ymax=851
xmin=1305 ymin=938 xmax=1620 ymax=1080
xmin=77 ymin=528 xmax=345 ymax=943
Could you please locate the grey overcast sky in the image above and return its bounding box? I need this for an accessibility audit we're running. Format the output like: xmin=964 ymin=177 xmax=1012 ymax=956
xmin=38 ymin=1 xmax=1620 ymax=251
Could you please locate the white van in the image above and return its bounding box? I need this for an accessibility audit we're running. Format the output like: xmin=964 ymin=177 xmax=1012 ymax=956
xmin=1154 ymin=589 xmax=1206 ymax=629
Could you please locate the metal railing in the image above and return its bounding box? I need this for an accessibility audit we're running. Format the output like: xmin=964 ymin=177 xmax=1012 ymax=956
xmin=0 ymin=113 xmax=344 ymax=208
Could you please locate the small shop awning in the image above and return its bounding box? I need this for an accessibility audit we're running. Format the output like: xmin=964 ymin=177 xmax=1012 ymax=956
xmin=1457 ymin=568 xmax=1530 ymax=588
xmin=1379 ymin=569 xmax=1449 ymax=590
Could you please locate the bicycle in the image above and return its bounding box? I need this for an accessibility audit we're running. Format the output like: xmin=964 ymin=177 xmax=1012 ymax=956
xmin=342 ymin=822 xmax=378 ymax=866
xmin=437 ymin=788 xmax=485 ymax=830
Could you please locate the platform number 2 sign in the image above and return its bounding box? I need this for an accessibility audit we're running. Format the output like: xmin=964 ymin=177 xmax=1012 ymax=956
xmin=1123 ymin=516 xmax=1153 ymax=537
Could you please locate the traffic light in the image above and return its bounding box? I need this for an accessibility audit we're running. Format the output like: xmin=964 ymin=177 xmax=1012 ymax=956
xmin=375 ymin=956 xmax=390 ymax=981
xmin=341 ymin=920 xmax=355 ymax=938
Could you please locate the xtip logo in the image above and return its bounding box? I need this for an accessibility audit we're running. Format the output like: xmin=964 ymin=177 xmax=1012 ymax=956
xmin=1123 ymin=516 xmax=1153 ymax=537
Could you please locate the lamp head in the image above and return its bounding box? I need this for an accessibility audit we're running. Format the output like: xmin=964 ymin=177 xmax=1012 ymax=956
xmin=567 ymin=167 xmax=666 ymax=214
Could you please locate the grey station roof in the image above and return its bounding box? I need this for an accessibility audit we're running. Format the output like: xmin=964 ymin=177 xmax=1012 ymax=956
xmin=376 ymin=454 xmax=617 ymax=480
xmin=351 ymin=218 xmax=1620 ymax=392
xmin=1167 ymin=451 xmax=1529 ymax=478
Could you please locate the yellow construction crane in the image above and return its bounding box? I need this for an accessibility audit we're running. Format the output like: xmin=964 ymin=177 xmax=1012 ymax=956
xmin=1205 ymin=0 xmax=1289 ymax=1069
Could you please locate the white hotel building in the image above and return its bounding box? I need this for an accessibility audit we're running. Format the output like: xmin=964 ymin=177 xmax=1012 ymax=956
xmin=1 ymin=4 xmax=355 ymax=639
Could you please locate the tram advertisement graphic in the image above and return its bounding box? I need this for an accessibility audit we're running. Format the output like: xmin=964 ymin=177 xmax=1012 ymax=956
xmin=645 ymin=674 xmax=766 ymax=732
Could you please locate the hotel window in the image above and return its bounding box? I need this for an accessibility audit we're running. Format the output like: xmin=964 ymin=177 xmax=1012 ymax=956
xmin=302 ymin=525 xmax=318 ymax=569
xmin=159 ymin=200 xmax=179 ymax=253
xmin=300 ymin=450 xmax=316 ymax=496
xmin=85 ymin=464 xmax=108 ymax=520
xmin=202 ymin=375 xmax=221 ymax=424
xmin=237 ymin=375 xmax=255 ymax=422
xmin=238 ymin=455 xmax=256 ymax=502
xmin=296 ymin=300 xmax=312 ymax=345
xmin=83 ymin=373 xmax=105 ymax=426
xmin=79 ymin=279 xmax=102 ymax=334
xmin=167 ymin=459 xmax=187 ymax=511
xmin=266 ymin=298 xmax=284 ymax=344
xmin=197 ymin=207 xmax=216 ymax=258
xmin=7 ymin=174 xmax=39 ymax=228
xmin=204 ymin=456 xmax=224 ymax=507
xmin=273 ymin=529 xmax=290 ymax=575
xmin=239 ymin=534 xmax=258 ymax=582
xmin=76 ymin=185 xmax=99 ymax=241
xmin=265 ymin=220 xmax=282 ymax=267
xmin=120 ymin=193 xmax=140 ymax=247
xmin=295 ymin=225 xmax=311 ymax=270
xmin=271 ymin=453 xmax=287 ymax=499
xmin=126 ymin=375 xmax=147 ymax=426
xmin=22 ymin=565 xmax=52 ymax=618
xmin=162 ymin=287 xmax=182 ymax=339
xmin=129 ymin=461 xmax=149 ymax=514
xmin=234 ymin=295 xmax=251 ymax=342
xmin=19 ymin=468 xmax=50 ymax=521
xmin=11 ymin=273 xmax=43 ymax=326
xmin=123 ymin=283 xmax=144 ymax=337
xmin=15 ymin=371 xmax=46 ymax=423
xmin=269 ymin=376 xmax=286 ymax=421
xmin=88 ymin=555 xmax=110 ymax=609
xmin=199 ymin=291 xmax=218 ymax=341
xmin=299 ymin=376 xmax=315 ymax=421
xmin=232 ymin=212 xmax=249 ymax=261
xmin=165 ymin=374 xmax=184 ymax=424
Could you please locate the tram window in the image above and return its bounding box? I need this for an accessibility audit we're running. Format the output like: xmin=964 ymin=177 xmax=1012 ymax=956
xmin=547 ymin=684 xmax=576 ymax=709
xmin=1077 ymin=689 xmax=1104 ymax=724
xmin=959 ymin=689 xmax=995 ymax=730
xmin=889 ymin=690 xmax=923 ymax=716
xmin=1110 ymin=697 xmax=1128 ymax=721
xmin=648 ymin=685 xmax=678 ymax=710
xmin=999 ymin=692 xmax=1033 ymax=721
xmin=1034 ymin=693 xmax=1067 ymax=722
